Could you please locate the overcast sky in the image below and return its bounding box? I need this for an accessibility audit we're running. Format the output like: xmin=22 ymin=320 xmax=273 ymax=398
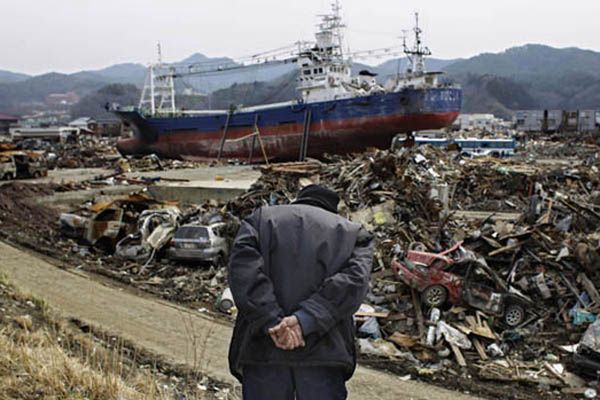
xmin=1 ymin=0 xmax=598 ymax=75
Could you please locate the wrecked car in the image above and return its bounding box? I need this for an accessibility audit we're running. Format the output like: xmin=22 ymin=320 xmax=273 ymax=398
xmin=391 ymin=243 xmax=534 ymax=327
xmin=14 ymin=152 xmax=48 ymax=179
xmin=166 ymin=222 xmax=228 ymax=265
xmin=0 ymin=155 xmax=16 ymax=180
xmin=0 ymin=151 xmax=48 ymax=179
xmin=60 ymin=207 xmax=125 ymax=251
xmin=115 ymin=207 xmax=181 ymax=263
xmin=59 ymin=194 xmax=173 ymax=251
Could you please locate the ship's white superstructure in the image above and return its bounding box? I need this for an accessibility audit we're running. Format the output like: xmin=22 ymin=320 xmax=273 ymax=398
xmin=136 ymin=2 xmax=451 ymax=115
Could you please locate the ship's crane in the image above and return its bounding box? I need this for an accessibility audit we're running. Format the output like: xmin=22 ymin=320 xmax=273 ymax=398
xmin=139 ymin=5 xmax=432 ymax=115
xmin=139 ymin=42 xmax=407 ymax=115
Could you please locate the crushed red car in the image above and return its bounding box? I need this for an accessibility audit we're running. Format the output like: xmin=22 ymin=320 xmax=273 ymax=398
xmin=391 ymin=242 xmax=534 ymax=327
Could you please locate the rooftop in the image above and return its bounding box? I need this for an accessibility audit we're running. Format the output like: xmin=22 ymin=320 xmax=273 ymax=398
xmin=0 ymin=113 xmax=18 ymax=122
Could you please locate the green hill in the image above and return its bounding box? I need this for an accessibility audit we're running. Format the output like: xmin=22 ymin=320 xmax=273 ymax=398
xmin=2 ymin=45 xmax=600 ymax=119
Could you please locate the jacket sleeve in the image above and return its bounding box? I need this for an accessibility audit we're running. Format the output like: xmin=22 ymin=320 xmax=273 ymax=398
xmin=295 ymin=228 xmax=374 ymax=336
xmin=228 ymin=210 xmax=284 ymax=335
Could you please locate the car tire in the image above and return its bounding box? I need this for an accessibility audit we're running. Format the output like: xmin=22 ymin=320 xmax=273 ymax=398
xmin=32 ymin=171 xmax=41 ymax=179
xmin=422 ymin=285 xmax=448 ymax=308
xmin=3 ymin=173 xmax=13 ymax=180
xmin=504 ymin=304 xmax=525 ymax=327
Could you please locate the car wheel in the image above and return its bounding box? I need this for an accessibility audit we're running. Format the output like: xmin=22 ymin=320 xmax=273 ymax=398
xmin=504 ymin=304 xmax=525 ymax=327
xmin=422 ymin=285 xmax=448 ymax=308
xmin=32 ymin=171 xmax=41 ymax=178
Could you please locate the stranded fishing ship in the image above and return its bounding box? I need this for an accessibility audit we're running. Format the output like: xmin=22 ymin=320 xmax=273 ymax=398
xmin=112 ymin=3 xmax=462 ymax=162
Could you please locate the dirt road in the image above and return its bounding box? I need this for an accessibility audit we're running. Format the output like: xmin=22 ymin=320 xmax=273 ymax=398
xmin=0 ymin=241 xmax=480 ymax=400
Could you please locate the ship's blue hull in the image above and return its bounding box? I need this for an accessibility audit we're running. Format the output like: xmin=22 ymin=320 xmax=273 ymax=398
xmin=114 ymin=87 xmax=462 ymax=162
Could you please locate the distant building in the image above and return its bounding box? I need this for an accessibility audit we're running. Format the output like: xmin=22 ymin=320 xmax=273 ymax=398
xmin=20 ymin=110 xmax=71 ymax=127
xmin=514 ymin=110 xmax=544 ymax=132
xmin=68 ymin=117 xmax=97 ymax=133
xmin=0 ymin=113 xmax=18 ymax=136
xmin=514 ymin=110 xmax=598 ymax=133
xmin=578 ymin=110 xmax=597 ymax=132
xmin=94 ymin=116 xmax=123 ymax=137
xmin=455 ymin=113 xmax=507 ymax=131
xmin=45 ymin=92 xmax=80 ymax=107
xmin=10 ymin=126 xmax=79 ymax=142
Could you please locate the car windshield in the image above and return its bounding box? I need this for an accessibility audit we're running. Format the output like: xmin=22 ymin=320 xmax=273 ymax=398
xmin=175 ymin=226 xmax=209 ymax=240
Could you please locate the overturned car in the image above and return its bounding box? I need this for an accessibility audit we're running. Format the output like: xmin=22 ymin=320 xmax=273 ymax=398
xmin=391 ymin=242 xmax=534 ymax=327
xmin=115 ymin=207 xmax=181 ymax=263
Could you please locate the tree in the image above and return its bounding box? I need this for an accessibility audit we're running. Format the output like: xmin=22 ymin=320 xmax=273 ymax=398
xmin=71 ymin=84 xmax=140 ymax=119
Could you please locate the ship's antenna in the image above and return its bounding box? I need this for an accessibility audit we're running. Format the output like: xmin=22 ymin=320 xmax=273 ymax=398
xmin=157 ymin=42 xmax=163 ymax=65
xmin=332 ymin=0 xmax=344 ymax=58
xmin=404 ymin=12 xmax=431 ymax=75
xmin=400 ymin=29 xmax=409 ymax=76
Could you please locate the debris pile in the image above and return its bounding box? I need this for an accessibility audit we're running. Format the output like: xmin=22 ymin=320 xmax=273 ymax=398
xmin=124 ymin=154 xmax=207 ymax=172
xmin=2 ymin=136 xmax=600 ymax=398
xmin=230 ymin=147 xmax=600 ymax=397
xmin=54 ymin=193 xmax=238 ymax=311
xmin=518 ymin=132 xmax=600 ymax=160
xmin=53 ymin=136 xmax=120 ymax=169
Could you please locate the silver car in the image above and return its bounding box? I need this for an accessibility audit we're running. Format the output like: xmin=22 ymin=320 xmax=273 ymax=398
xmin=166 ymin=222 xmax=228 ymax=264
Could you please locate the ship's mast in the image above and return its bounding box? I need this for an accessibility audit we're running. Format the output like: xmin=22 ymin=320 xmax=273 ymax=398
xmin=403 ymin=12 xmax=431 ymax=76
xmin=331 ymin=0 xmax=345 ymax=59
xmin=315 ymin=0 xmax=346 ymax=63
xmin=139 ymin=42 xmax=176 ymax=115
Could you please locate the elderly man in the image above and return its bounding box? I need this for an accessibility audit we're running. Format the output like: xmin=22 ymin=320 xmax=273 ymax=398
xmin=228 ymin=184 xmax=374 ymax=400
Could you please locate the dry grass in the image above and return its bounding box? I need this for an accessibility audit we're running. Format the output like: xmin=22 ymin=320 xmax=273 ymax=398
xmin=0 ymin=326 xmax=163 ymax=399
xmin=0 ymin=273 xmax=212 ymax=400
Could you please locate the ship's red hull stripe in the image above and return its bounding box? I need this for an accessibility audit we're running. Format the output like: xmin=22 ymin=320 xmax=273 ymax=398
xmin=118 ymin=111 xmax=459 ymax=161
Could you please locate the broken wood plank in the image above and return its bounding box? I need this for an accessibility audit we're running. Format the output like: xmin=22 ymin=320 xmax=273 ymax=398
xmin=454 ymin=323 xmax=472 ymax=336
xmin=543 ymin=362 xmax=568 ymax=385
xmin=472 ymin=338 xmax=489 ymax=361
xmin=386 ymin=312 xmax=407 ymax=321
xmin=411 ymin=288 xmax=426 ymax=339
xmin=481 ymin=236 xmax=502 ymax=249
xmin=387 ymin=332 xmax=417 ymax=348
xmin=560 ymin=272 xmax=589 ymax=311
xmin=354 ymin=311 xmax=390 ymax=319
xmin=488 ymin=241 xmax=523 ymax=257
xmin=450 ymin=343 xmax=467 ymax=367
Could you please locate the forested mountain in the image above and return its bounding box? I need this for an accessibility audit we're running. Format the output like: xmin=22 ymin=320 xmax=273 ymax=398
xmin=1 ymin=45 xmax=600 ymax=119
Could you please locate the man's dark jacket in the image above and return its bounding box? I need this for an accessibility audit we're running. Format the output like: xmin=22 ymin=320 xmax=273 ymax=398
xmin=228 ymin=203 xmax=374 ymax=382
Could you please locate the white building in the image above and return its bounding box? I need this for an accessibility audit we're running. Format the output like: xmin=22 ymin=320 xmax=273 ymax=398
xmin=455 ymin=114 xmax=506 ymax=131
xmin=68 ymin=117 xmax=96 ymax=133
xmin=514 ymin=110 xmax=598 ymax=132
xmin=10 ymin=126 xmax=79 ymax=142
